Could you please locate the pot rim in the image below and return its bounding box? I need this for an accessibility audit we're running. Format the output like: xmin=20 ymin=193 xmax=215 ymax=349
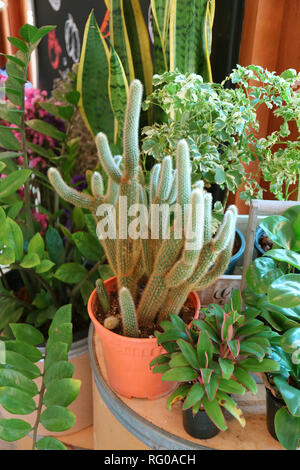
xmin=87 ymin=276 xmax=200 ymax=344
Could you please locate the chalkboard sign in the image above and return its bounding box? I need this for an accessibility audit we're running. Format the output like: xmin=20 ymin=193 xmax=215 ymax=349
xmin=33 ymin=0 xmax=151 ymax=93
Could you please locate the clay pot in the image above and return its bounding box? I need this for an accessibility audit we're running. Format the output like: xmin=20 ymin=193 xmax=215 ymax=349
xmin=87 ymin=276 xmax=200 ymax=399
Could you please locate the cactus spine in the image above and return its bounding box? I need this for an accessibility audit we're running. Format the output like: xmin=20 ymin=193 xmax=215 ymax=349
xmin=48 ymin=79 xmax=238 ymax=337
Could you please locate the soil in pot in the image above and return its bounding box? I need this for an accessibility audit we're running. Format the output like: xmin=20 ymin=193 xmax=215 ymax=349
xmin=182 ymin=406 xmax=220 ymax=439
xmin=94 ymin=281 xmax=196 ymax=338
xmin=259 ymin=234 xmax=273 ymax=253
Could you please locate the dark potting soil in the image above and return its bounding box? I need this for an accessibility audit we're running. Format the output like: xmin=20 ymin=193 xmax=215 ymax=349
xmin=232 ymin=232 xmax=241 ymax=256
xmin=94 ymin=286 xmax=195 ymax=338
xmin=259 ymin=234 xmax=274 ymax=252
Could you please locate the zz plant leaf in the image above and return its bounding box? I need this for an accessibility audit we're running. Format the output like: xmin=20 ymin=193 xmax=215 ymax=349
xmin=0 ymin=304 xmax=80 ymax=450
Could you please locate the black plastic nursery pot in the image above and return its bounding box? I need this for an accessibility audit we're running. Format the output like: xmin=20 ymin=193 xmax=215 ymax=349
xmin=182 ymin=406 xmax=220 ymax=440
xmin=265 ymin=387 xmax=285 ymax=441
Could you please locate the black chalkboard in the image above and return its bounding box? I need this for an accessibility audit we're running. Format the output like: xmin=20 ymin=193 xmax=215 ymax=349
xmin=33 ymin=0 xmax=151 ymax=93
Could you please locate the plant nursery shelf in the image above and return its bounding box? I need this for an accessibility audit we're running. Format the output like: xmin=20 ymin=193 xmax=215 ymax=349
xmin=88 ymin=325 xmax=284 ymax=451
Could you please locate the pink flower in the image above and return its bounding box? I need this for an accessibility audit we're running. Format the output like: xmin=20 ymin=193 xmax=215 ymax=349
xmin=29 ymin=157 xmax=47 ymax=169
xmin=32 ymin=211 xmax=48 ymax=234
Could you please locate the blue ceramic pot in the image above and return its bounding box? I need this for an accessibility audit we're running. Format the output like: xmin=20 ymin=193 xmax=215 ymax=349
xmin=254 ymin=227 xmax=268 ymax=257
xmin=224 ymin=228 xmax=246 ymax=274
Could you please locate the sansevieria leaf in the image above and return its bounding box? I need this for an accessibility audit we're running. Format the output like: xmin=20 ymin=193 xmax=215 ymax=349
xmin=110 ymin=0 xmax=134 ymax=84
xmin=77 ymin=11 xmax=114 ymax=141
xmin=108 ymin=44 xmax=128 ymax=143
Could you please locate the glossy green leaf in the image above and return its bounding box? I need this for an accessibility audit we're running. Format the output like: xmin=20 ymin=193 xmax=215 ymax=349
xmin=265 ymin=249 xmax=300 ymax=270
xmin=26 ymin=119 xmax=66 ymax=141
xmin=40 ymin=405 xmax=75 ymax=432
xmin=7 ymin=36 xmax=29 ymax=53
xmin=238 ymin=358 xmax=280 ymax=373
xmin=35 ymin=436 xmax=67 ymax=450
xmin=0 ymin=386 xmax=36 ymax=414
xmin=28 ymin=233 xmax=44 ymax=259
xmin=35 ymin=259 xmax=55 ymax=274
xmin=19 ymin=24 xmax=38 ymax=42
xmin=0 ymin=369 xmax=38 ymax=397
xmin=47 ymin=324 xmax=72 ymax=351
xmin=268 ymin=274 xmax=300 ymax=308
xmin=72 ymin=232 xmax=103 ymax=261
xmin=281 ymin=327 xmax=300 ymax=354
xmin=45 ymin=226 xmax=65 ymax=265
xmin=0 ymin=170 xmax=31 ymax=199
xmin=54 ymin=263 xmax=88 ymax=284
xmin=274 ymin=407 xmax=300 ymax=450
xmin=246 ymin=257 xmax=281 ymax=295
xmin=5 ymin=340 xmax=42 ymax=363
xmin=44 ymin=342 xmax=68 ymax=372
xmin=260 ymin=215 xmax=294 ymax=250
xmin=49 ymin=304 xmax=72 ymax=331
xmin=183 ymin=382 xmax=205 ymax=410
xmin=9 ymin=323 xmax=44 ymax=346
xmin=169 ymin=352 xmax=189 ymax=368
xmin=0 ymin=418 xmax=31 ymax=442
xmin=161 ymin=366 xmax=197 ymax=382
xmin=202 ymin=395 xmax=227 ymax=431
xmin=196 ymin=330 xmax=213 ymax=367
xmin=110 ymin=0 xmax=134 ymax=84
xmin=274 ymin=376 xmax=300 ymax=417
xmin=177 ymin=338 xmax=199 ymax=369
xmin=20 ymin=253 xmax=40 ymax=268
xmin=108 ymin=44 xmax=128 ymax=140
xmin=205 ymin=373 xmax=219 ymax=401
xmin=43 ymin=361 xmax=75 ymax=389
xmin=218 ymin=358 xmax=234 ymax=380
xmin=43 ymin=378 xmax=80 ymax=408
xmin=30 ymin=26 xmax=57 ymax=46
xmin=218 ymin=377 xmax=245 ymax=395
xmin=0 ymin=246 xmax=15 ymax=265
xmin=233 ymin=366 xmax=257 ymax=394
xmin=0 ymin=104 xmax=22 ymax=126
xmin=4 ymin=351 xmax=41 ymax=380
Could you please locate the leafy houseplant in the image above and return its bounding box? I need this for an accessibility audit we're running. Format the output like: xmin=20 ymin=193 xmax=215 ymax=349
xmin=0 ymin=304 xmax=80 ymax=450
xmin=0 ymin=24 xmax=110 ymax=337
xmin=244 ymin=205 xmax=300 ymax=449
xmin=48 ymin=79 xmax=238 ymax=399
xmin=150 ymin=290 xmax=280 ymax=438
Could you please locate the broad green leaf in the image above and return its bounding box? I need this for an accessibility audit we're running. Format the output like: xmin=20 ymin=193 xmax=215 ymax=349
xmin=44 ymin=342 xmax=68 ymax=371
xmin=202 ymin=395 xmax=227 ymax=431
xmin=182 ymin=383 xmax=205 ymax=410
xmin=0 ymin=104 xmax=22 ymax=126
xmin=238 ymin=358 xmax=280 ymax=373
xmin=19 ymin=24 xmax=38 ymax=42
xmin=54 ymin=263 xmax=88 ymax=284
xmin=80 ymin=280 xmax=94 ymax=306
xmin=0 ymin=246 xmax=15 ymax=265
xmin=169 ymin=352 xmax=189 ymax=368
xmin=260 ymin=216 xmax=294 ymax=250
xmin=44 ymin=361 xmax=74 ymax=389
xmin=239 ymin=342 xmax=266 ymax=361
xmin=49 ymin=304 xmax=72 ymax=331
xmin=274 ymin=407 xmax=300 ymax=450
xmin=36 ymin=436 xmax=67 ymax=450
xmin=28 ymin=233 xmax=44 ymax=259
xmin=167 ymin=384 xmax=190 ymax=410
xmin=0 ymin=418 xmax=31 ymax=442
xmin=197 ymin=330 xmax=213 ymax=367
xmin=0 ymin=386 xmax=36 ymax=414
xmin=35 ymin=259 xmax=55 ymax=274
xmin=5 ymin=217 xmax=24 ymax=261
xmin=20 ymin=252 xmax=40 ymax=268
xmin=5 ymin=340 xmax=42 ymax=363
xmin=151 ymin=364 xmax=170 ymax=374
xmin=246 ymin=257 xmax=279 ymax=295
xmin=65 ymin=90 xmax=80 ymax=106
xmin=72 ymin=232 xmax=103 ymax=261
xmin=192 ymin=319 xmax=219 ymax=342
xmin=265 ymin=248 xmax=300 ymax=270
xmin=40 ymin=405 xmax=75 ymax=432
xmin=47 ymin=324 xmax=72 ymax=350
xmin=108 ymin=44 xmax=128 ymax=139
xmin=218 ymin=377 xmax=245 ymax=395
xmin=0 ymin=170 xmax=31 ymax=200
xmin=205 ymin=373 xmax=219 ymax=401
xmin=72 ymin=206 xmax=86 ymax=230
xmin=161 ymin=366 xmax=197 ymax=381
xmin=0 ymin=369 xmax=38 ymax=397
xmin=149 ymin=354 xmax=170 ymax=368
xmin=274 ymin=376 xmax=300 ymax=417
xmin=4 ymin=350 xmax=41 ymax=379
xmin=26 ymin=119 xmax=66 ymax=141
xmin=98 ymin=264 xmax=114 ymax=281
xmin=177 ymin=339 xmax=199 ymax=369
xmin=218 ymin=358 xmax=234 ymax=380
xmin=7 ymin=36 xmax=29 ymax=53
xmin=43 ymin=378 xmax=80 ymax=407
xmin=30 ymin=26 xmax=57 ymax=46
xmin=233 ymin=366 xmax=257 ymax=394
xmin=268 ymin=274 xmax=300 ymax=308
xmin=237 ymin=319 xmax=267 ymax=337
xmin=45 ymin=226 xmax=65 ymax=265
xmin=155 ymin=327 xmax=189 ymax=344
xmin=281 ymin=327 xmax=300 ymax=353
xmin=9 ymin=323 xmax=44 ymax=346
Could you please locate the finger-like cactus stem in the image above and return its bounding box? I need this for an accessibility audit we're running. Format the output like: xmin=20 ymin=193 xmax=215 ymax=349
xmin=96 ymin=278 xmax=110 ymax=315
xmin=96 ymin=133 xmax=122 ymax=184
xmin=156 ymin=156 xmax=173 ymax=202
xmin=104 ymin=316 xmax=119 ymax=330
xmin=119 ymin=286 xmax=139 ymax=338
xmin=91 ymin=172 xmax=104 ymax=198
xmin=123 ymin=80 xmax=143 ymax=179
xmin=48 ymin=168 xmax=97 ymax=209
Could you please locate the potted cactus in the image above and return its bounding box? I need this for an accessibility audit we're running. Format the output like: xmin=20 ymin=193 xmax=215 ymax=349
xmin=48 ymin=80 xmax=238 ymax=399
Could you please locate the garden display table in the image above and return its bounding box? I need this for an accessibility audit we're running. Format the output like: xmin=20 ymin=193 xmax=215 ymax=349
xmin=89 ymin=324 xmax=284 ymax=451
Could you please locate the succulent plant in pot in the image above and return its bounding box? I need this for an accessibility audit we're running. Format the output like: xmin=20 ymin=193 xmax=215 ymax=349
xmin=48 ymin=79 xmax=238 ymax=399
xmin=150 ymin=290 xmax=280 ymax=439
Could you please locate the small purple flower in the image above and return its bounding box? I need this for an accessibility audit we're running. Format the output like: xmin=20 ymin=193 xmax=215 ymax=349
xmin=71 ymin=174 xmax=88 ymax=192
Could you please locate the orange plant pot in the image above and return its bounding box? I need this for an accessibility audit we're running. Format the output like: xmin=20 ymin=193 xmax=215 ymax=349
xmin=87 ymin=276 xmax=200 ymax=400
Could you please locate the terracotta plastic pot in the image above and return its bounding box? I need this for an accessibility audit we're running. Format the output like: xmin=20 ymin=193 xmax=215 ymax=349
xmin=87 ymin=276 xmax=200 ymax=399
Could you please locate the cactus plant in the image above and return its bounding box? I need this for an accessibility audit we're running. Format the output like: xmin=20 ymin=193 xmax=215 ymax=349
xmin=48 ymin=79 xmax=237 ymax=338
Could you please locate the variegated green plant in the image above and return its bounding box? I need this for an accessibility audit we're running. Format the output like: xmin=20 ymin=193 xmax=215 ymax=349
xmin=150 ymin=290 xmax=280 ymax=432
